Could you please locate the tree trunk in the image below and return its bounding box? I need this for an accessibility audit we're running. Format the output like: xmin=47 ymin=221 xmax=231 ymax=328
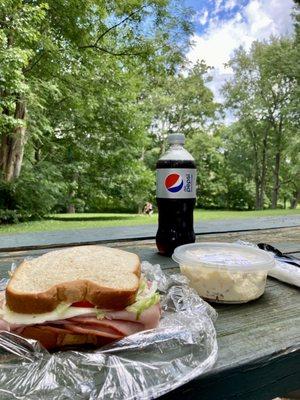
xmin=254 ymin=172 xmax=260 ymax=210
xmin=257 ymin=130 xmax=268 ymax=210
xmin=271 ymin=151 xmax=281 ymax=209
xmin=35 ymin=146 xmax=42 ymax=163
xmin=248 ymin=123 xmax=261 ymax=210
xmin=67 ymin=187 xmax=76 ymax=213
xmin=139 ymin=147 xmax=145 ymax=162
xmin=66 ymin=171 xmax=78 ymax=213
xmin=0 ymin=98 xmax=27 ymax=182
xmin=67 ymin=202 xmax=76 ymax=213
xmin=290 ymin=188 xmax=300 ymax=209
xmin=252 ymin=142 xmax=260 ymax=210
xmin=271 ymin=116 xmax=283 ymax=209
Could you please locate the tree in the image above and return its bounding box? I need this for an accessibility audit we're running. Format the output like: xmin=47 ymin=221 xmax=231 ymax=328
xmin=280 ymin=135 xmax=300 ymax=208
xmin=0 ymin=0 xmax=192 ymax=182
xmin=149 ymin=62 xmax=218 ymax=153
xmin=184 ymin=124 xmax=257 ymax=211
xmin=185 ymin=130 xmax=226 ymax=209
xmin=0 ymin=0 xmax=193 ymax=218
xmin=219 ymin=123 xmax=258 ymax=210
xmin=223 ymin=37 xmax=299 ymax=209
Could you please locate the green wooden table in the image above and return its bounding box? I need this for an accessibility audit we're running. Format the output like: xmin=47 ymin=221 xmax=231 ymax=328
xmin=0 ymin=226 xmax=299 ymax=400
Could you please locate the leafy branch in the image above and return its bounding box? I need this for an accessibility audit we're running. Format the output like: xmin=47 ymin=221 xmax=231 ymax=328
xmin=79 ymin=5 xmax=148 ymax=56
xmin=93 ymin=5 xmax=146 ymax=46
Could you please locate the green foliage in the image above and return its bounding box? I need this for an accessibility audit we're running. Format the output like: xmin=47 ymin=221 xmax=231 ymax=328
xmin=222 ymin=37 xmax=299 ymax=209
xmin=185 ymin=128 xmax=257 ymax=210
xmin=83 ymin=162 xmax=155 ymax=212
xmin=186 ymin=131 xmax=226 ymax=208
xmin=0 ymin=161 xmax=67 ymax=222
xmin=0 ymin=2 xmax=298 ymax=220
xmin=0 ymin=0 xmax=192 ymax=218
xmin=14 ymin=162 xmax=67 ymax=218
xmin=149 ymin=62 xmax=219 ymax=143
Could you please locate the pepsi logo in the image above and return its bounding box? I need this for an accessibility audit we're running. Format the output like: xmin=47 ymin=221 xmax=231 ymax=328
xmin=165 ymin=173 xmax=183 ymax=193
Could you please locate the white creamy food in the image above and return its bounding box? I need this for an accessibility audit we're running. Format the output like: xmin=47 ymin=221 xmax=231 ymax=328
xmin=179 ymin=247 xmax=268 ymax=303
xmin=180 ymin=265 xmax=267 ymax=303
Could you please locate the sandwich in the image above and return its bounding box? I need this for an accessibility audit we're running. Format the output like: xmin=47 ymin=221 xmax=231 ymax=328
xmin=0 ymin=245 xmax=161 ymax=349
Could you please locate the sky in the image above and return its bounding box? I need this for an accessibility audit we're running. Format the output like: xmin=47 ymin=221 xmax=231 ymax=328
xmin=184 ymin=0 xmax=296 ymax=103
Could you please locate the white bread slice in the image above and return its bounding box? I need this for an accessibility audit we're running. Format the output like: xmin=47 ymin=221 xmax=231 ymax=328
xmin=6 ymin=246 xmax=141 ymax=314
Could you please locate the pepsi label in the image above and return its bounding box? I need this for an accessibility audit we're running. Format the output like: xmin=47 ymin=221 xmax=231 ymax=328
xmin=156 ymin=168 xmax=196 ymax=199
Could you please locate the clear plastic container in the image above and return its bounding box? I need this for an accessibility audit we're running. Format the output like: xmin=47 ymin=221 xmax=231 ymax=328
xmin=173 ymin=242 xmax=275 ymax=304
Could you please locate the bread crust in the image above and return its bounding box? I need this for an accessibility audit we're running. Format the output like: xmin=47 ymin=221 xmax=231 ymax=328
xmin=6 ymin=247 xmax=141 ymax=314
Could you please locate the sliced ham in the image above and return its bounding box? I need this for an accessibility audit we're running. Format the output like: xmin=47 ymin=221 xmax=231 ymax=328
xmin=0 ymin=319 xmax=10 ymax=331
xmin=65 ymin=324 xmax=123 ymax=339
xmin=38 ymin=325 xmax=75 ymax=334
xmin=69 ymin=317 xmax=145 ymax=336
xmin=0 ymin=293 xmax=161 ymax=349
xmin=63 ymin=319 xmax=119 ymax=335
xmin=105 ymin=303 xmax=161 ymax=329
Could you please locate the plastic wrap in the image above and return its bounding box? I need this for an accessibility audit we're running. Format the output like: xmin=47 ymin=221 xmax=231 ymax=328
xmin=0 ymin=261 xmax=218 ymax=400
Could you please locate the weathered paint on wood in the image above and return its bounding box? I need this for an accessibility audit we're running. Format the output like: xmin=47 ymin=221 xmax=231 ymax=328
xmin=0 ymin=229 xmax=299 ymax=399
xmin=160 ymin=350 xmax=300 ymax=400
xmin=1 ymin=227 xmax=299 ymax=272
xmin=0 ymin=215 xmax=299 ymax=251
xmin=116 ymin=227 xmax=300 ymax=269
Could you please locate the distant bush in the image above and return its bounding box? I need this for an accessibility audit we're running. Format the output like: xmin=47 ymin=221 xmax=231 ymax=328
xmin=0 ymin=162 xmax=67 ymax=223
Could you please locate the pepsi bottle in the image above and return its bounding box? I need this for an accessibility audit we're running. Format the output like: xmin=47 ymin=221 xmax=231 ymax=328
xmin=156 ymin=133 xmax=197 ymax=256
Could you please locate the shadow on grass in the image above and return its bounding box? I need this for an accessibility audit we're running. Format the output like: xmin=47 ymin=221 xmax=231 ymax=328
xmin=45 ymin=215 xmax=134 ymax=222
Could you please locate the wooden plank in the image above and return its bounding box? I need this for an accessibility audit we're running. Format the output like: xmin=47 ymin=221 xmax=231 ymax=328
xmin=213 ymin=278 xmax=299 ymax=369
xmin=115 ymin=227 xmax=300 ymax=269
xmin=1 ymin=227 xmax=298 ymax=273
xmin=0 ymin=215 xmax=299 ymax=252
xmin=160 ymin=350 xmax=300 ymax=400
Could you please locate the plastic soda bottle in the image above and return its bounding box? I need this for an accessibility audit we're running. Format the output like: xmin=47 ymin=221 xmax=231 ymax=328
xmin=156 ymin=133 xmax=197 ymax=256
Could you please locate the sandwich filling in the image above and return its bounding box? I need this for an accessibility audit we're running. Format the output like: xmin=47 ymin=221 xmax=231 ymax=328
xmin=0 ymin=278 xmax=161 ymax=349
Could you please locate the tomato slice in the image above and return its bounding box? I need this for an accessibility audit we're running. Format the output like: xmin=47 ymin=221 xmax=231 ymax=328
xmin=72 ymin=300 xmax=94 ymax=308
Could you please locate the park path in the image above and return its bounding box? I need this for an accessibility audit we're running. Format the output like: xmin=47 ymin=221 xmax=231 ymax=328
xmin=0 ymin=214 xmax=299 ymax=251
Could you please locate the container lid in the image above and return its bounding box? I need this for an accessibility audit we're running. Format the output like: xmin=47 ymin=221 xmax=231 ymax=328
xmin=172 ymin=242 xmax=275 ymax=272
xmin=168 ymin=133 xmax=185 ymax=145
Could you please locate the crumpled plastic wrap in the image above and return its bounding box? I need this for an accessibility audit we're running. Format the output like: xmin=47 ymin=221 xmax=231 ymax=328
xmin=0 ymin=261 xmax=218 ymax=400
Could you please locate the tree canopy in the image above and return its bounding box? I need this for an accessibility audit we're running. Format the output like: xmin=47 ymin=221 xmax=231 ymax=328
xmin=223 ymin=37 xmax=299 ymax=209
xmin=0 ymin=1 xmax=299 ymax=222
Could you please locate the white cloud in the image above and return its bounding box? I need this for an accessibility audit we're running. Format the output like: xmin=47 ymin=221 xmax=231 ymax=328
xmin=224 ymin=0 xmax=238 ymax=11
xmin=198 ymin=9 xmax=209 ymax=25
xmin=187 ymin=0 xmax=295 ymax=104
xmin=246 ymin=0 xmax=273 ymax=34
xmin=213 ymin=0 xmax=224 ymax=15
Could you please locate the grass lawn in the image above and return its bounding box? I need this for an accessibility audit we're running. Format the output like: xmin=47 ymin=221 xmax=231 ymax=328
xmin=0 ymin=208 xmax=299 ymax=235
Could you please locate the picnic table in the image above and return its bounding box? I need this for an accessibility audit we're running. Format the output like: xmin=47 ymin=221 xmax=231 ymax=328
xmin=0 ymin=224 xmax=299 ymax=400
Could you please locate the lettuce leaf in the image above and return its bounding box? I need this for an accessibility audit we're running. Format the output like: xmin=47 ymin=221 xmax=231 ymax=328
xmin=96 ymin=310 xmax=106 ymax=320
xmin=126 ymin=277 xmax=160 ymax=319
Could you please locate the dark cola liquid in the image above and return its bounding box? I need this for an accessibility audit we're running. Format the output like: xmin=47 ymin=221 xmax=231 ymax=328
xmin=156 ymin=159 xmax=196 ymax=256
